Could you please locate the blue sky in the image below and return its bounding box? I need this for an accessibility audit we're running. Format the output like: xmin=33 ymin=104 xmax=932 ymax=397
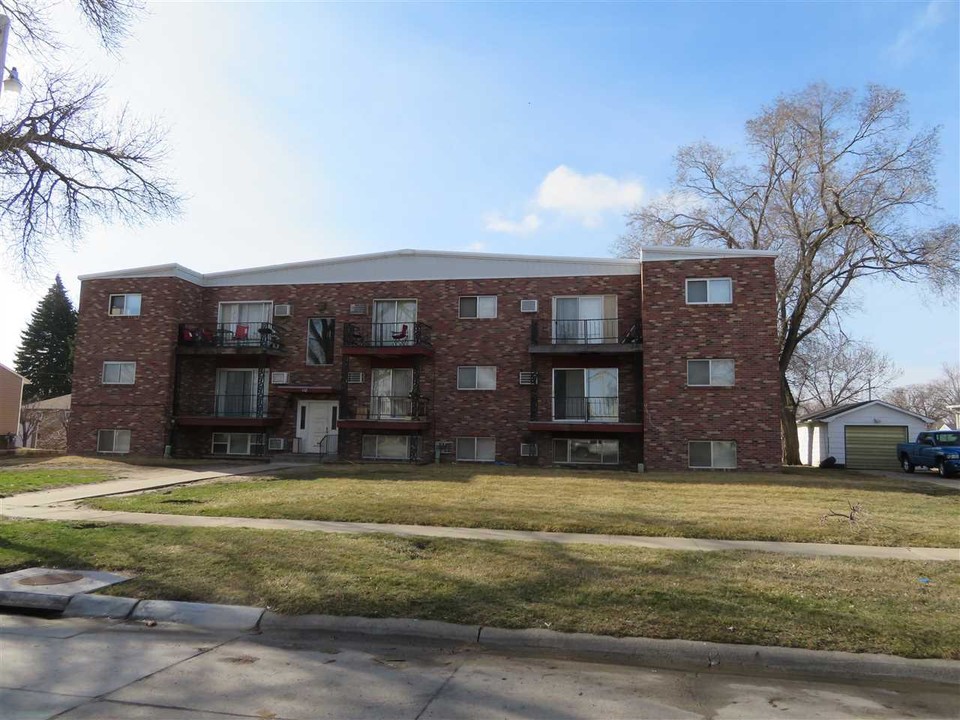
xmin=0 ymin=1 xmax=957 ymax=386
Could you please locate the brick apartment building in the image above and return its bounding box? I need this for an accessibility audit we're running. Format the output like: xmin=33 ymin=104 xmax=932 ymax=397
xmin=66 ymin=247 xmax=782 ymax=470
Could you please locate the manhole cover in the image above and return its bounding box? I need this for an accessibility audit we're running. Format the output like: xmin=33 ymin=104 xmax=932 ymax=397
xmin=18 ymin=572 xmax=85 ymax=586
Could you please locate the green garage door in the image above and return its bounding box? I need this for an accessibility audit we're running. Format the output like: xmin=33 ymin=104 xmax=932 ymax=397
xmin=844 ymin=425 xmax=908 ymax=471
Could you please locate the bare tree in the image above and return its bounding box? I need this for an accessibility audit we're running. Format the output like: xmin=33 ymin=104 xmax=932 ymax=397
xmin=17 ymin=404 xmax=41 ymax=446
xmin=0 ymin=0 xmax=179 ymax=275
xmin=616 ymin=84 xmax=959 ymax=464
xmin=885 ymin=363 xmax=960 ymax=426
xmin=788 ymin=326 xmax=900 ymax=415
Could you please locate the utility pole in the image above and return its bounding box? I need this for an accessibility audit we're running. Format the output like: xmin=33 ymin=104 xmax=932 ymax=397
xmin=0 ymin=14 xmax=22 ymax=98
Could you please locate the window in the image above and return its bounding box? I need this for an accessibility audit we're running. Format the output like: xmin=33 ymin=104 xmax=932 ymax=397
xmin=218 ymin=301 xmax=273 ymax=342
xmin=212 ymin=433 xmax=265 ymax=456
xmin=362 ymin=434 xmax=411 ymax=460
xmin=459 ymin=295 xmax=497 ymax=319
xmin=373 ymin=299 xmax=417 ymax=346
xmin=215 ymin=369 xmax=264 ymax=417
xmin=306 ymin=318 xmax=335 ymax=365
xmin=553 ymin=296 xmax=618 ymax=344
xmin=689 ymin=441 xmax=737 ymax=469
xmin=687 ymin=359 xmax=735 ymax=387
xmin=456 ymin=437 xmax=496 ymax=462
xmin=686 ymin=279 xmax=732 ymax=305
xmin=108 ymin=293 xmax=141 ymax=317
xmin=97 ymin=429 xmax=131 ymax=454
xmin=553 ymin=438 xmax=619 ymax=465
xmin=457 ymin=366 xmax=497 ymax=390
xmin=102 ymin=362 xmax=136 ymax=385
xmin=553 ymin=368 xmax=618 ymax=421
xmin=371 ymin=368 xmax=414 ymax=418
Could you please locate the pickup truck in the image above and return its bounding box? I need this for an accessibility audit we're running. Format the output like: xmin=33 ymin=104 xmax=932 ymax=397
xmin=897 ymin=431 xmax=960 ymax=477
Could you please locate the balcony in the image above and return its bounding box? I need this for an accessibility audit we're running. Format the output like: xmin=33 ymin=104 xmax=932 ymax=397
xmin=177 ymin=323 xmax=283 ymax=356
xmin=529 ymin=318 xmax=641 ymax=354
xmin=339 ymin=395 xmax=431 ymax=430
xmin=342 ymin=322 xmax=434 ymax=356
xmin=527 ymin=395 xmax=642 ymax=434
xmin=175 ymin=394 xmax=284 ymax=427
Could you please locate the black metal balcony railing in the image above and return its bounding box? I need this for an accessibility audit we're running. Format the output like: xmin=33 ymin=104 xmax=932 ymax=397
xmin=553 ymin=396 xmax=620 ymax=422
xmin=348 ymin=395 xmax=429 ymax=420
xmin=530 ymin=318 xmax=640 ymax=345
xmin=176 ymin=394 xmax=283 ymax=419
xmin=178 ymin=323 xmax=282 ymax=350
xmin=343 ymin=322 xmax=432 ymax=348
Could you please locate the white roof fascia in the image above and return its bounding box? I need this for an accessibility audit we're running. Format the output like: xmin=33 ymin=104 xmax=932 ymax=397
xmin=638 ymin=245 xmax=779 ymax=262
xmin=78 ymin=263 xmax=203 ymax=284
xmin=819 ymin=400 xmax=934 ymax=425
xmin=76 ymin=246 xmax=778 ymax=287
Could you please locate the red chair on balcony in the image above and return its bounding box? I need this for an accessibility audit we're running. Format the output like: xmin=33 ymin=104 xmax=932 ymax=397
xmin=391 ymin=324 xmax=409 ymax=345
xmin=234 ymin=325 xmax=250 ymax=343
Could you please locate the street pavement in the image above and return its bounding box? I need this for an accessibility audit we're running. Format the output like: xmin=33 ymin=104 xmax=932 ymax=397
xmin=0 ymin=614 xmax=957 ymax=720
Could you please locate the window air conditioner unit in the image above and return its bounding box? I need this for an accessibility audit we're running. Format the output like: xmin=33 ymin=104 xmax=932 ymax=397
xmin=349 ymin=303 xmax=368 ymax=315
xmin=436 ymin=441 xmax=454 ymax=454
xmin=271 ymin=372 xmax=290 ymax=385
xmin=268 ymin=438 xmax=286 ymax=451
xmin=346 ymin=371 xmax=364 ymax=384
xmin=520 ymin=443 xmax=538 ymax=457
xmin=518 ymin=372 xmax=538 ymax=385
xmin=273 ymin=304 xmax=292 ymax=317
xmin=520 ymin=299 xmax=538 ymax=313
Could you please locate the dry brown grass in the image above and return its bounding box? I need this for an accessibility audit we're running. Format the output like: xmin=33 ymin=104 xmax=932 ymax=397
xmin=90 ymin=463 xmax=960 ymax=547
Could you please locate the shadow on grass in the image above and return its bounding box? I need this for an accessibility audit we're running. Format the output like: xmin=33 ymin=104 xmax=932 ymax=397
xmin=2 ymin=520 xmax=956 ymax=658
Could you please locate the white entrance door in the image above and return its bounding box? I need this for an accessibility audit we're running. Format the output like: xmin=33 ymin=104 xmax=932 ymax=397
xmin=297 ymin=400 xmax=339 ymax=454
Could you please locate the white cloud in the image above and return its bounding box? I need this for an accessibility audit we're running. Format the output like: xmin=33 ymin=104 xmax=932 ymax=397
xmin=535 ymin=165 xmax=645 ymax=227
xmin=483 ymin=212 xmax=542 ymax=235
xmin=889 ymin=1 xmax=947 ymax=65
xmin=484 ymin=165 xmax=645 ymax=234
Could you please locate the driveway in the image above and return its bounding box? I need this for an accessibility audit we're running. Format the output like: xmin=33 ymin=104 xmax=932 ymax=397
xmin=865 ymin=469 xmax=960 ymax=491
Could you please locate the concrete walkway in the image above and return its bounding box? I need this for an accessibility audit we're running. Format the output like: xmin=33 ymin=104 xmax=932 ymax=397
xmin=2 ymin=465 xmax=958 ymax=562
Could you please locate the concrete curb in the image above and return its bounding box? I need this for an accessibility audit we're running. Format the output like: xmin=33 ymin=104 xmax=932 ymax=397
xmin=130 ymin=599 xmax=265 ymax=631
xmin=63 ymin=593 xmax=139 ymax=619
xmin=476 ymin=626 xmax=960 ymax=687
xmin=56 ymin=600 xmax=960 ymax=687
xmin=260 ymin=611 xmax=481 ymax=642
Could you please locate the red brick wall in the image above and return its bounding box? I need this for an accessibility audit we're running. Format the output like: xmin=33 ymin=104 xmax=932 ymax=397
xmin=640 ymin=257 xmax=782 ymax=470
xmin=68 ymin=260 xmax=781 ymax=470
xmin=68 ymin=277 xmax=200 ymax=455
xmin=195 ymin=274 xmax=642 ymax=465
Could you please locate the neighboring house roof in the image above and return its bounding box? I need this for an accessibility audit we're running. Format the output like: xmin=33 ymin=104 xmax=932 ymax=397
xmin=23 ymin=394 xmax=71 ymax=410
xmin=0 ymin=362 xmax=26 ymax=380
xmin=798 ymin=400 xmax=933 ymax=425
xmin=78 ymin=247 xmax=779 ymax=287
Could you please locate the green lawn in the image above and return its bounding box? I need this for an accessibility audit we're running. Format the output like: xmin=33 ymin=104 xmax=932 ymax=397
xmin=0 ymin=519 xmax=955 ymax=659
xmin=89 ymin=465 xmax=960 ymax=547
xmin=0 ymin=468 xmax=110 ymax=496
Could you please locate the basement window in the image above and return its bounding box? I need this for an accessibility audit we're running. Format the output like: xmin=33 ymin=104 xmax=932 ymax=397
xmin=97 ymin=429 xmax=131 ymax=454
xmin=689 ymin=440 xmax=737 ymax=469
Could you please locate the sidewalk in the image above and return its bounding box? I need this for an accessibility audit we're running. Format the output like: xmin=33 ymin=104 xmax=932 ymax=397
xmin=2 ymin=466 xmax=958 ymax=562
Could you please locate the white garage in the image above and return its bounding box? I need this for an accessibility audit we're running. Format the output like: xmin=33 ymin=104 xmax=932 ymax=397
xmin=797 ymin=401 xmax=932 ymax=470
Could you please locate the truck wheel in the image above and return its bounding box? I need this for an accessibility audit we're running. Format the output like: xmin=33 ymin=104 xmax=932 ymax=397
xmin=938 ymin=460 xmax=955 ymax=478
xmin=900 ymin=455 xmax=915 ymax=473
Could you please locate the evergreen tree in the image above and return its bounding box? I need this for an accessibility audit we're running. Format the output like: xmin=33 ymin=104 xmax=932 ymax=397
xmin=15 ymin=276 xmax=78 ymax=401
